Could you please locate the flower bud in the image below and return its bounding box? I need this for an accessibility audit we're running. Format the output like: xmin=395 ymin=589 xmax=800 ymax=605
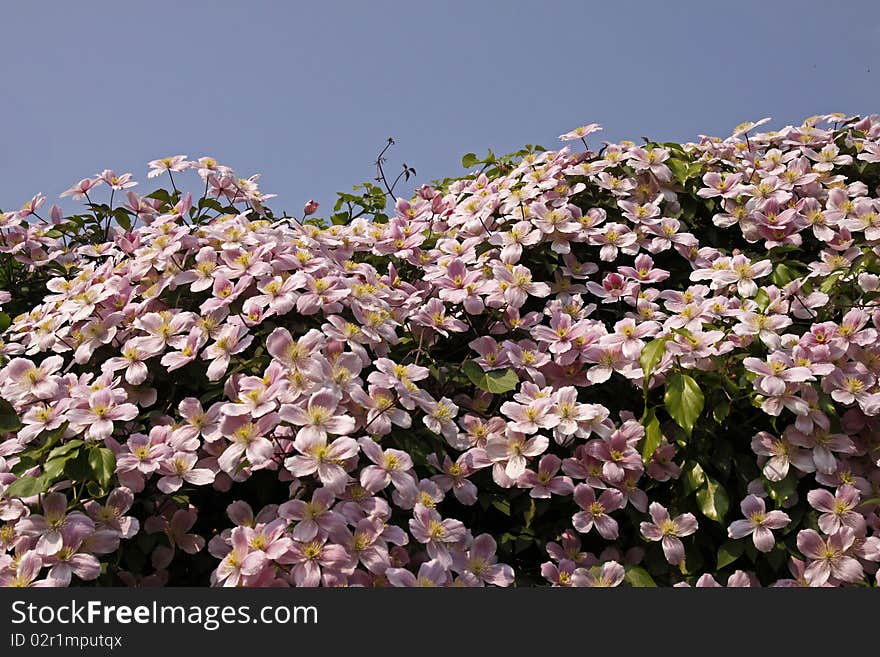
xmin=303 ymin=199 xmax=320 ymax=216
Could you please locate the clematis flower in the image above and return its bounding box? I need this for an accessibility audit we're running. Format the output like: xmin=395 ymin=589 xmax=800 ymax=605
xmin=202 ymin=321 xmax=254 ymax=381
xmin=517 ymin=454 xmax=574 ymax=498
xmin=4 ymin=356 xmax=63 ymax=399
xmin=807 ymin=485 xmax=862 ymax=534
xmin=358 ymin=437 xmax=417 ymax=497
xmin=16 ymin=493 xmax=93 ymax=556
xmin=574 ymin=561 xmax=626 ymax=587
xmin=409 ymin=504 xmax=467 ymax=567
xmin=0 ymin=552 xmax=46 ymax=587
xmin=559 ymin=123 xmax=602 ymax=141
xmin=485 ymin=430 xmax=549 ymax=480
xmin=212 ymin=527 xmax=265 ymax=587
xmin=572 ymin=485 xmax=625 ymax=539
xmin=156 ymin=452 xmax=216 ymax=493
xmin=385 ymin=559 xmax=449 ymax=587
xmin=454 ymin=534 xmax=514 ymax=586
xmin=284 ymin=434 xmax=359 ymax=492
xmin=278 ymin=488 xmax=345 ymax=542
xmin=797 ymin=528 xmax=863 ymax=586
xmin=727 ymin=495 xmax=790 ymax=552
xmin=217 ymin=413 xmax=279 ymax=473
xmin=147 ymin=155 xmax=190 ymax=178
xmin=640 ymin=502 xmax=699 ymax=564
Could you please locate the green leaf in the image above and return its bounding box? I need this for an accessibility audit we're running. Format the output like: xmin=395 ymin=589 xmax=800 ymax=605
xmin=717 ymin=540 xmax=745 ymax=569
xmin=771 ymin=263 xmax=799 ymax=287
xmin=10 ymin=456 xmax=36 ymax=476
xmin=765 ymin=472 xmax=798 ymax=504
xmin=46 ymin=440 xmax=84 ymax=461
xmin=0 ymin=312 xmax=10 ymax=333
xmin=523 ymin=498 xmax=537 ymax=529
xmin=663 ymin=373 xmax=704 ymax=436
xmin=64 ymin=451 xmax=92 ymax=481
xmin=753 ymin=288 xmax=770 ymax=311
xmin=86 ymin=481 xmax=106 ymax=499
xmin=146 ymin=189 xmax=174 ymax=205
xmin=820 ymin=271 xmax=842 ymax=294
xmin=461 ymin=360 xmax=519 ymax=394
xmin=666 ymin=158 xmax=689 ymax=185
xmin=681 ymin=461 xmax=706 ymax=496
xmin=491 ymin=498 xmax=511 ymax=516
xmin=712 ymin=399 xmax=731 ymax=424
xmin=641 ymin=410 xmax=662 ymax=464
xmin=42 ymin=455 xmax=72 ymax=481
xmin=624 ymin=566 xmax=657 ymax=587
xmin=461 ymin=153 xmax=479 ymax=169
xmin=89 ymin=447 xmax=116 ymax=488
xmin=696 ymin=477 xmax=729 ymax=523
xmin=1 ymin=475 xmax=47 ymax=499
xmin=0 ymin=397 xmax=22 ymax=433
xmin=113 ymin=208 xmax=132 ymax=232
xmin=639 ymin=337 xmax=669 ymax=380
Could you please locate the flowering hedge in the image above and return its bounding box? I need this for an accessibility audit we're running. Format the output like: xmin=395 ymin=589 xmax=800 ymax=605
xmin=1 ymin=113 xmax=880 ymax=588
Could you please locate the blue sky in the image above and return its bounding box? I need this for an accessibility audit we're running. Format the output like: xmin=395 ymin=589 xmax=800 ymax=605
xmin=2 ymin=0 xmax=878 ymax=215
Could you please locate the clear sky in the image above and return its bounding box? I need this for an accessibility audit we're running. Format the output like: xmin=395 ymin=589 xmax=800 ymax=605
xmin=2 ymin=0 xmax=879 ymax=215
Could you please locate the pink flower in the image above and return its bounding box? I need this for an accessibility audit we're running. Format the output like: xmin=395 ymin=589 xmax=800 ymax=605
xmin=147 ymin=155 xmax=190 ymax=178
xmin=83 ymin=488 xmax=139 ymax=539
xmin=217 ymin=413 xmax=279 ymax=474
xmin=639 ymin=502 xmax=698 ymax=564
xmin=280 ymin=389 xmax=356 ymax=442
xmin=727 ymin=495 xmax=790 ymax=552
xmin=213 ymin=527 xmax=265 ymax=587
xmin=572 ymin=484 xmax=625 ymax=539
xmin=278 ymin=488 xmax=344 ymax=542
xmin=409 ymin=504 xmax=466 ymax=567
xmin=750 ymin=430 xmax=814 ymax=481
xmin=428 ymin=453 xmax=480 ymax=505
xmin=67 ymin=388 xmax=138 ymax=440
xmin=102 ymin=342 xmax=151 ymax=385
xmin=797 ymin=528 xmax=864 ymax=585
xmin=584 ymin=428 xmax=643 ymax=483
xmin=157 ymin=452 xmax=215 ymax=493
xmin=278 ymin=536 xmax=349 ymax=587
xmin=385 ymin=559 xmax=449 ymax=587
xmin=0 ymin=552 xmax=46 ymax=587
xmin=115 ymin=431 xmax=171 ymax=476
xmin=202 ymin=321 xmax=254 ymax=381
xmin=284 ymin=434 xmax=359 ymax=492
xmin=453 ymin=534 xmax=514 ymax=586
xmin=43 ymin=525 xmax=107 ymax=586
xmin=358 ymin=437 xmax=417 ymax=497
xmin=500 ymin=397 xmax=560 ymax=435
xmin=485 ymin=431 xmax=549 ymax=480
xmin=60 ymin=177 xmax=103 ymax=200
xmin=147 ymin=508 xmax=205 ymax=570
xmin=303 ymin=200 xmax=320 ymax=216
xmin=743 ymin=355 xmax=815 ymax=396
xmin=807 ymin=485 xmax=862 ymax=534
xmin=4 ymin=356 xmax=63 ymax=399
xmin=97 ymin=169 xmax=137 ymax=190
xmin=559 ymin=123 xmax=602 ymax=141
xmin=16 ymin=493 xmax=93 ymax=556
xmin=517 ymin=454 xmax=574 ymax=498
xmin=574 ymin=560 xmax=626 ymax=587
xmin=173 ymin=397 xmax=222 ymax=444
xmin=421 ymin=397 xmax=459 ymax=441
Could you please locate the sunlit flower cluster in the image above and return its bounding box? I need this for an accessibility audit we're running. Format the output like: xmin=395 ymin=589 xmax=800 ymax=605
xmin=1 ymin=112 xmax=880 ymax=587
